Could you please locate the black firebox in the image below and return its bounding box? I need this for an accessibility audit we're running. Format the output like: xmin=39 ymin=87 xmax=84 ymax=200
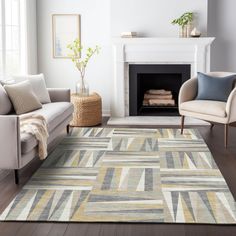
xmin=129 ymin=64 xmax=191 ymax=116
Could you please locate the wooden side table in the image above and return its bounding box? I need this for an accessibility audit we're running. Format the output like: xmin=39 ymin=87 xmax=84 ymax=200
xmin=70 ymin=92 xmax=102 ymax=127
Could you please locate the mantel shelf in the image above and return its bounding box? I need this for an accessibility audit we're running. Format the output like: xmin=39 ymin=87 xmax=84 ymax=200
xmin=112 ymin=37 xmax=215 ymax=45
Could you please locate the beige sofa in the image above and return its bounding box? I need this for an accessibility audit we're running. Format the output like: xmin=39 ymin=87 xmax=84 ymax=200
xmin=179 ymin=72 xmax=236 ymax=147
xmin=0 ymin=85 xmax=74 ymax=183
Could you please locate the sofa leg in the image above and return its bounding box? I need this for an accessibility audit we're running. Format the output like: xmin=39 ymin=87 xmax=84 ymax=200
xmin=225 ymin=124 xmax=229 ymax=148
xmin=14 ymin=169 xmax=19 ymax=184
xmin=181 ymin=116 xmax=185 ymax=135
xmin=66 ymin=125 xmax=70 ymax=134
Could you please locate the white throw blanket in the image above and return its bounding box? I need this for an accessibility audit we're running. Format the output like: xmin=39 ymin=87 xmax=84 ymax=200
xmin=20 ymin=114 xmax=49 ymax=160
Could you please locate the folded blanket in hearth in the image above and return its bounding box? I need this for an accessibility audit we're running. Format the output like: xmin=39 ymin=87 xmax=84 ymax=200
xmin=20 ymin=114 xmax=49 ymax=160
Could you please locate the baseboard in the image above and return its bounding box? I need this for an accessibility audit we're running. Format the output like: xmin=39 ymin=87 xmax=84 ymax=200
xmin=102 ymin=109 xmax=111 ymax=117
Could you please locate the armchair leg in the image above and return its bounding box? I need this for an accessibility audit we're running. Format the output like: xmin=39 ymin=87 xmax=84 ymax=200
xmin=66 ymin=125 xmax=70 ymax=134
xmin=181 ymin=116 xmax=185 ymax=135
xmin=224 ymin=124 xmax=229 ymax=148
xmin=14 ymin=169 xmax=19 ymax=185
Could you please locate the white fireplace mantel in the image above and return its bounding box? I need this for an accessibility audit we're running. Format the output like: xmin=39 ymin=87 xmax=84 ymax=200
xmin=111 ymin=37 xmax=215 ymax=117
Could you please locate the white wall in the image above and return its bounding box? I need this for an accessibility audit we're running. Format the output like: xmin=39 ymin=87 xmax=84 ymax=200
xmin=37 ymin=0 xmax=208 ymax=115
xmin=26 ymin=0 xmax=38 ymax=74
xmin=37 ymin=0 xmax=112 ymax=115
xmin=111 ymin=0 xmax=208 ymax=37
xmin=208 ymin=0 xmax=236 ymax=72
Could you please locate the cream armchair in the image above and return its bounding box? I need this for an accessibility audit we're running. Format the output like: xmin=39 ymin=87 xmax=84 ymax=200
xmin=179 ymin=72 xmax=236 ymax=148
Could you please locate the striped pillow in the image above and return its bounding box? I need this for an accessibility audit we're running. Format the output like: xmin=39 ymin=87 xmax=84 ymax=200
xmin=4 ymin=81 xmax=42 ymax=115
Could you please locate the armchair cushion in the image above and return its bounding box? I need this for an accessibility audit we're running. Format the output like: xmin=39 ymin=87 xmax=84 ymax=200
xmin=180 ymin=100 xmax=227 ymax=118
xmin=196 ymin=72 xmax=236 ymax=102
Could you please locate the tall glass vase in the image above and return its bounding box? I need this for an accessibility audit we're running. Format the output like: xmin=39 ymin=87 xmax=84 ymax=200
xmin=76 ymin=77 xmax=89 ymax=97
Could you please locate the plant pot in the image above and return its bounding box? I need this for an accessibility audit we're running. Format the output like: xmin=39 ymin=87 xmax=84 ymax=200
xmin=179 ymin=26 xmax=187 ymax=38
xmin=179 ymin=23 xmax=192 ymax=38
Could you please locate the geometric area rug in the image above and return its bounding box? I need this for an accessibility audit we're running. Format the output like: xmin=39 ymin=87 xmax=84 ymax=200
xmin=1 ymin=128 xmax=236 ymax=224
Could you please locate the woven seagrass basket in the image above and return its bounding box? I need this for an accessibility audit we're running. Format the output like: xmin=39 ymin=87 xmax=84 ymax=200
xmin=70 ymin=92 xmax=102 ymax=127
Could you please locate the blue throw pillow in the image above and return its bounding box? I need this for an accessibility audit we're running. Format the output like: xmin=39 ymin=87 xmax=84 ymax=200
xmin=196 ymin=72 xmax=236 ymax=102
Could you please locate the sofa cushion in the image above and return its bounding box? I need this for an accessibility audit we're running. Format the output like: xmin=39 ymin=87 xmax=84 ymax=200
xmin=180 ymin=100 xmax=227 ymax=118
xmin=20 ymin=102 xmax=73 ymax=154
xmin=196 ymin=72 xmax=236 ymax=102
xmin=12 ymin=74 xmax=51 ymax=104
xmin=21 ymin=133 xmax=38 ymax=154
xmin=0 ymin=84 xmax=13 ymax=115
xmin=4 ymin=81 xmax=42 ymax=115
xmin=23 ymin=102 xmax=73 ymax=132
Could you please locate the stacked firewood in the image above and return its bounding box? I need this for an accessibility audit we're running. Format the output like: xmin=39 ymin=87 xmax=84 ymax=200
xmin=143 ymin=89 xmax=175 ymax=106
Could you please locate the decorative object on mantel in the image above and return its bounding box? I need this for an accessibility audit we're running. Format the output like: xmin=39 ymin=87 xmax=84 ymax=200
xmin=67 ymin=38 xmax=100 ymax=97
xmin=172 ymin=12 xmax=194 ymax=38
xmin=121 ymin=32 xmax=137 ymax=38
xmin=70 ymin=92 xmax=102 ymax=127
xmin=191 ymin=27 xmax=201 ymax=38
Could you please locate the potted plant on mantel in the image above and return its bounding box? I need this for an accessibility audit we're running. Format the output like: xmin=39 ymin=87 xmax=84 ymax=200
xmin=67 ymin=38 xmax=100 ymax=97
xmin=172 ymin=12 xmax=194 ymax=38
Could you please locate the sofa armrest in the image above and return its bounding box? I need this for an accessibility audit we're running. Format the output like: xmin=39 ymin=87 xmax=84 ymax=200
xmin=0 ymin=115 xmax=21 ymax=169
xmin=47 ymin=88 xmax=71 ymax=103
xmin=226 ymin=88 xmax=236 ymax=123
xmin=179 ymin=77 xmax=198 ymax=106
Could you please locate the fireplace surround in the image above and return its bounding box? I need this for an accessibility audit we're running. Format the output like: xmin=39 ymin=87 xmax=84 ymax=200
xmin=129 ymin=64 xmax=191 ymax=116
xmin=111 ymin=37 xmax=215 ymax=117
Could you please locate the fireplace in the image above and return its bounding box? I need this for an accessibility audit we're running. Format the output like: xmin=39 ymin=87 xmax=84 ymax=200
xmin=129 ymin=64 xmax=191 ymax=116
xmin=111 ymin=37 xmax=214 ymax=117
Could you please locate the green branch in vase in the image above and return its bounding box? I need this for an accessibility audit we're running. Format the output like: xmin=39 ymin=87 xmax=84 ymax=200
xmin=67 ymin=38 xmax=100 ymax=81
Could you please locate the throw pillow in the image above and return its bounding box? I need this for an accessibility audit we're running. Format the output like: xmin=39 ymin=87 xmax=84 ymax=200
xmin=0 ymin=84 xmax=13 ymax=115
xmin=196 ymin=72 xmax=236 ymax=102
xmin=0 ymin=79 xmax=15 ymax=86
xmin=4 ymin=81 xmax=42 ymax=115
xmin=12 ymin=74 xmax=51 ymax=104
